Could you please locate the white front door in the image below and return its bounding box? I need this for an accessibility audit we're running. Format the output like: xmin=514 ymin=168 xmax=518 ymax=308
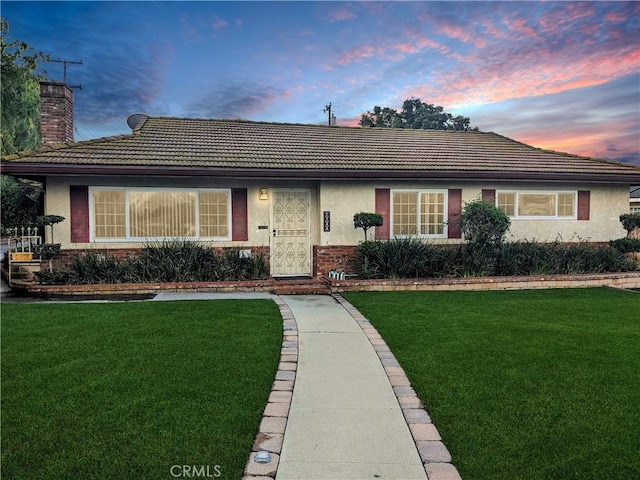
xmin=271 ymin=189 xmax=311 ymax=276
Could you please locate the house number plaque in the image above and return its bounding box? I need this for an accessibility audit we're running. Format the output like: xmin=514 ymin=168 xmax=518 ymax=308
xmin=323 ymin=211 xmax=330 ymax=232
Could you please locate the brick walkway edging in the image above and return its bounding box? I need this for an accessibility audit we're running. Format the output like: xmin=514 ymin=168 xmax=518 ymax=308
xmin=242 ymin=297 xmax=297 ymax=479
xmin=334 ymin=294 xmax=463 ymax=480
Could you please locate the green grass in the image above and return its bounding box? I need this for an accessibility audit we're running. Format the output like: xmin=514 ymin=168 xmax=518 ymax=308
xmin=343 ymin=288 xmax=640 ymax=480
xmin=1 ymin=300 xmax=282 ymax=480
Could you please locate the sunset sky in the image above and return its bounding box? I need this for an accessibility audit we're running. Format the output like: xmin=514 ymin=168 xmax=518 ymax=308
xmin=3 ymin=1 xmax=639 ymax=165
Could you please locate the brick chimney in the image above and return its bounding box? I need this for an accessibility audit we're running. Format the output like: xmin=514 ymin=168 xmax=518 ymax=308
xmin=40 ymin=81 xmax=74 ymax=144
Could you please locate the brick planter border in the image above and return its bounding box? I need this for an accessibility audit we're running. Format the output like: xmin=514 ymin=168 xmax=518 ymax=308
xmin=327 ymin=271 xmax=640 ymax=293
xmin=10 ymin=272 xmax=640 ymax=298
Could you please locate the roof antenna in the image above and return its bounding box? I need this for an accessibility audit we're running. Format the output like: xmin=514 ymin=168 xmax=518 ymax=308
xmin=46 ymin=58 xmax=83 ymax=89
xmin=323 ymin=102 xmax=337 ymax=126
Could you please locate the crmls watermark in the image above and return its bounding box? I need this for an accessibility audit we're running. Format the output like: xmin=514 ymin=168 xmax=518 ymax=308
xmin=170 ymin=465 xmax=222 ymax=478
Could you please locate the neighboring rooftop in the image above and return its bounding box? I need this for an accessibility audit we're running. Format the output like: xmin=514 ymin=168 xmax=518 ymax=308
xmin=2 ymin=117 xmax=639 ymax=183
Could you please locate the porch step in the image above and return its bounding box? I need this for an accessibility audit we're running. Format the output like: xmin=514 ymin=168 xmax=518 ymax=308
xmin=9 ymin=265 xmax=37 ymax=282
xmin=272 ymin=278 xmax=331 ymax=295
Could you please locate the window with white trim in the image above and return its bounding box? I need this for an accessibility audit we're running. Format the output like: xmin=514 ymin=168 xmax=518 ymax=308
xmin=90 ymin=188 xmax=231 ymax=240
xmin=392 ymin=190 xmax=447 ymax=237
xmin=496 ymin=191 xmax=577 ymax=219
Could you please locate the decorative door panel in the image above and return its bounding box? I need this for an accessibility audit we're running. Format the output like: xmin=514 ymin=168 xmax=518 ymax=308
xmin=271 ymin=190 xmax=310 ymax=276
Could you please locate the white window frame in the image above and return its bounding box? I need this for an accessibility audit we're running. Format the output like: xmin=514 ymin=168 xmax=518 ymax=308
xmin=496 ymin=190 xmax=578 ymax=220
xmin=391 ymin=189 xmax=448 ymax=238
xmin=89 ymin=187 xmax=232 ymax=242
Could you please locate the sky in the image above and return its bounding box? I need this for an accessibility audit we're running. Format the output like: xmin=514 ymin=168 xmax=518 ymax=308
xmin=2 ymin=1 xmax=639 ymax=165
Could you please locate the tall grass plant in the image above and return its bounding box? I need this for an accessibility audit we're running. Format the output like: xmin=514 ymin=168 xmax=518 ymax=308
xmin=354 ymin=238 xmax=637 ymax=279
xmin=36 ymin=239 xmax=269 ymax=285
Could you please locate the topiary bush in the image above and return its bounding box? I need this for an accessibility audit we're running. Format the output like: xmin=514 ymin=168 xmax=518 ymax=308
xmin=353 ymin=212 xmax=383 ymax=242
xmin=619 ymin=213 xmax=640 ymax=237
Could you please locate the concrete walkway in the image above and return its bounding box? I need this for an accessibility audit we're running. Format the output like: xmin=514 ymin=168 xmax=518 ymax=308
xmin=276 ymin=295 xmax=427 ymax=479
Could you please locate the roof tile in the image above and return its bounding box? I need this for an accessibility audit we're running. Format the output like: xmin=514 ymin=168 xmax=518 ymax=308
xmin=2 ymin=117 xmax=639 ymax=181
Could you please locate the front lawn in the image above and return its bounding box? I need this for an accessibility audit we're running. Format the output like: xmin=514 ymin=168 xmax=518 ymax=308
xmin=1 ymin=300 xmax=282 ymax=480
xmin=343 ymin=288 xmax=640 ymax=480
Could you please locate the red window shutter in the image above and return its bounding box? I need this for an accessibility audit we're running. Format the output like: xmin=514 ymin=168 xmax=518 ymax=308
xmin=482 ymin=189 xmax=496 ymax=205
xmin=375 ymin=189 xmax=390 ymax=240
xmin=448 ymin=189 xmax=462 ymax=239
xmin=70 ymin=186 xmax=90 ymax=243
xmin=231 ymin=188 xmax=248 ymax=241
xmin=577 ymin=190 xmax=590 ymax=220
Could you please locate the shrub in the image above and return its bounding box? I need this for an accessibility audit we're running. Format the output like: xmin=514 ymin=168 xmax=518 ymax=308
xmin=36 ymin=240 xmax=270 ymax=285
xmin=352 ymin=239 xmax=637 ymax=280
xmin=134 ymin=239 xmax=220 ymax=282
xmin=610 ymin=237 xmax=640 ymax=253
xmin=58 ymin=251 xmax=131 ymax=285
xmin=354 ymin=238 xmax=445 ymax=279
xmin=459 ymin=199 xmax=511 ymax=247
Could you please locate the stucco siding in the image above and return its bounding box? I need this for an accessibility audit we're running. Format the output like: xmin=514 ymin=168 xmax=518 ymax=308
xmin=318 ymin=181 xmax=628 ymax=245
xmin=45 ymin=177 xmax=629 ymax=249
xmin=486 ymin=183 xmax=627 ymax=242
xmin=45 ymin=176 xmax=320 ymax=249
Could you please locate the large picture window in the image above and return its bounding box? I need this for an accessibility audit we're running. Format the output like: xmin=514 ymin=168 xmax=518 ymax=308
xmin=90 ymin=188 xmax=230 ymax=240
xmin=392 ymin=190 xmax=446 ymax=237
xmin=497 ymin=191 xmax=576 ymax=219
xmin=130 ymin=191 xmax=196 ymax=238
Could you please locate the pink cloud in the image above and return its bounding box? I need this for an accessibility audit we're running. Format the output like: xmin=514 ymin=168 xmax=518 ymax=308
xmin=328 ymin=8 xmax=356 ymax=23
xmin=515 ymin=117 xmax=639 ymax=163
xmin=503 ymin=16 xmax=539 ymax=40
xmin=337 ymin=44 xmax=379 ymax=65
xmin=538 ymin=2 xmax=596 ymax=35
xmin=436 ymin=23 xmax=487 ymax=48
xmin=340 ymin=114 xmax=362 ymax=127
xmin=404 ymin=17 xmax=639 ymax=109
xmin=212 ymin=17 xmax=228 ymax=31
xmin=387 ymin=34 xmax=449 ymax=62
xmin=605 ymin=11 xmax=627 ymax=22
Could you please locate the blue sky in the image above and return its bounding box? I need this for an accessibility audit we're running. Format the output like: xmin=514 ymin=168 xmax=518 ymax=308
xmin=2 ymin=1 xmax=639 ymax=165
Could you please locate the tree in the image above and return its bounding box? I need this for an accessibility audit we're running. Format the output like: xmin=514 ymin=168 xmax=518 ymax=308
xmin=360 ymin=98 xmax=475 ymax=131
xmin=0 ymin=174 xmax=42 ymax=234
xmin=353 ymin=212 xmax=383 ymax=242
xmin=1 ymin=17 xmax=49 ymax=155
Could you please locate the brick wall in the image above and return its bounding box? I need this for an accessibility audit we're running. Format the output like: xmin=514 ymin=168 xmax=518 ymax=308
xmin=40 ymin=82 xmax=74 ymax=144
xmin=313 ymin=245 xmax=358 ymax=277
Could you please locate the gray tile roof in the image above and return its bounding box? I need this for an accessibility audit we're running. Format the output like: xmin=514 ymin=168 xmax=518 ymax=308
xmin=2 ymin=117 xmax=639 ymax=182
